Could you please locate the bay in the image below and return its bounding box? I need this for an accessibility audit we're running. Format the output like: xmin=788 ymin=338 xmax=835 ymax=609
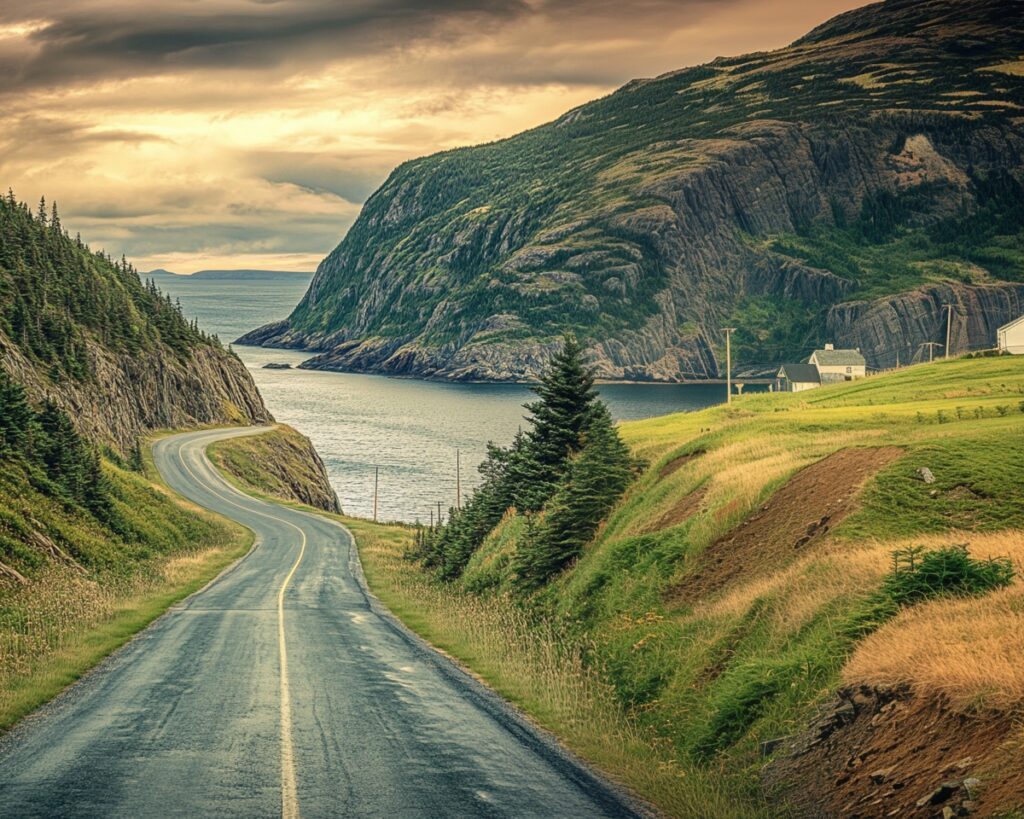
xmin=151 ymin=271 xmax=741 ymax=521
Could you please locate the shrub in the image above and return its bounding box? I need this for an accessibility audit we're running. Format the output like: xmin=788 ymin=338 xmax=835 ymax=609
xmin=880 ymin=544 xmax=1016 ymax=606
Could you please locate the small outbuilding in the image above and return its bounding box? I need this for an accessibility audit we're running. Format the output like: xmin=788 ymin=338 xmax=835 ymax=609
xmin=776 ymin=363 xmax=821 ymax=393
xmin=808 ymin=344 xmax=867 ymax=383
xmin=997 ymin=315 xmax=1024 ymax=355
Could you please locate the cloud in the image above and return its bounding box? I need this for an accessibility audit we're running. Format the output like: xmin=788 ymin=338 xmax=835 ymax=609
xmin=0 ymin=0 xmax=867 ymax=273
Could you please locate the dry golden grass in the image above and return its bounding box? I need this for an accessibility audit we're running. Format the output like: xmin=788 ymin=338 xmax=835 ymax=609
xmin=843 ymin=530 xmax=1024 ymax=713
xmin=0 ymin=542 xmax=248 ymax=732
xmin=694 ymin=530 xmax=1023 ymax=643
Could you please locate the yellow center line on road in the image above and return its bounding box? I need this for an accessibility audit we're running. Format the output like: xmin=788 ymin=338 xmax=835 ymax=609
xmin=173 ymin=434 xmax=305 ymax=819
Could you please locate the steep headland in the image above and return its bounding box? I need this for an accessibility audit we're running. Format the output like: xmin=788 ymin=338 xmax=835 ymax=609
xmin=241 ymin=0 xmax=1024 ymax=381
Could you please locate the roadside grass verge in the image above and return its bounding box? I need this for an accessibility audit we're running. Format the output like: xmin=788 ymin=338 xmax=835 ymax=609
xmin=0 ymin=434 xmax=252 ymax=734
xmin=347 ymin=516 xmax=765 ymax=819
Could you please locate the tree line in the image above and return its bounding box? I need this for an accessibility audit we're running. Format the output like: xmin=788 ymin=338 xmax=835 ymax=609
xmin=0 ymin=370 xmax=114 ymax=525
xmin=413 ymin=336 xmax=639 ymax=590
xmin=0 ymin=191 xmax=218 ymax=383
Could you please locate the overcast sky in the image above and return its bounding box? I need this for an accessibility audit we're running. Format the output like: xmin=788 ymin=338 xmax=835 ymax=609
xmin=0 ymin=0 xmax=866 ymax=273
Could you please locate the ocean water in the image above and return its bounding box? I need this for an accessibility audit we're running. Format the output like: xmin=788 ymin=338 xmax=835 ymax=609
xmin=152 ymin=271 xmax=739 ymax=521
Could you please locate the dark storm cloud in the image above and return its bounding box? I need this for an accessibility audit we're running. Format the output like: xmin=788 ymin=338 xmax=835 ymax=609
xmin=0 ymin=1 xmax=532 ymax=93
xmin=0 ymin=0 xmax=745 ymax=95
xmin=0 ymin=0 xmax=867 ymax=272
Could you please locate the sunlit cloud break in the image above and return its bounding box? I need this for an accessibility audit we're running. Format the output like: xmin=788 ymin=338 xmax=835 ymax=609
xmin=0 ymin=0 xmax=864 ymax=273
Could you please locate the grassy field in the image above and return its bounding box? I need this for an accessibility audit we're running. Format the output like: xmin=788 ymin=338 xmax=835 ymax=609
xmin=0 ymin=434 xmax=252 ymax=733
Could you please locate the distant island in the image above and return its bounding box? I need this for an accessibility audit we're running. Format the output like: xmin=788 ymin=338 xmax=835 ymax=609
xmin=147 ymin=268 xmax=313 ymax=281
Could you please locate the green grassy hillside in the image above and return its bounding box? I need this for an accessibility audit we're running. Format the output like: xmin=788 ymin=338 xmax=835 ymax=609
xmin=355 ymin=355 xmax=1024 ymax=816
xmin=0 ymin=430 xmax=251 ymax=731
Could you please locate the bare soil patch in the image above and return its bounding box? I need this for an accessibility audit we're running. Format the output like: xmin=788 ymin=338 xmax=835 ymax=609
xmin=644 ymin=485 xmax=709 ymax=533
xmin=658 ymin=449 xmax=706 ymax=479
xmin=765 ymin=687 xmax=1024 ymax=818
xmin=670 ymin=447 xmax=904 ymax=604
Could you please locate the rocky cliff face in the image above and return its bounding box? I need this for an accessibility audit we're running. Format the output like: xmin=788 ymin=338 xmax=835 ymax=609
xmin=828 ymin=282 xmax=1024 ymax=369
xmin=0 ymin=194 xmax=272 ymax=451
xmin=0 ymin=330 xmax=271 ymax=452
xmin=241 ymin=0 xmax=1024 ymax=381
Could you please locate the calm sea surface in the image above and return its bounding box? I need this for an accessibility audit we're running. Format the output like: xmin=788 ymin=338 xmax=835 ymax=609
xmin=152 ymin=272 xmax=739 ymax=521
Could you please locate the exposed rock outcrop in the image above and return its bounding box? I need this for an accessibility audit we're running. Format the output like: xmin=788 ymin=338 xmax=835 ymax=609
xmin=827 ymin=283 xmax=1024 ymax=369
xmin=209 ymin=426 xmax=341 ymax=514
xmin=0 ymin=330 xmax=271 ymax=453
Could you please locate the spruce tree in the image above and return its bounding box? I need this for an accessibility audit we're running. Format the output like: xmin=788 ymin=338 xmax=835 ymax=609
xmin=514 ymin=404 xmax=634 ymax=588
xmin=517 ymin=334 xmax=598 ymax=511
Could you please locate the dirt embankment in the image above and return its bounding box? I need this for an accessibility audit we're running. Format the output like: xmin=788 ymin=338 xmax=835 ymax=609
xmin=671 ymin=447 xmax=904 ymax=604
xmin=766 ymin=687 xmax=1024 ymax=818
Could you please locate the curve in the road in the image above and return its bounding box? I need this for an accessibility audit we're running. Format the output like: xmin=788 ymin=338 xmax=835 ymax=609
xmin=0 ymin=426 xmax=648 ymax=818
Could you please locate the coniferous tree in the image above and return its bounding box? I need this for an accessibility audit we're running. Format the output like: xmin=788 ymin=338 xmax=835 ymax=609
xmin=513 ymin=403 xmax=634 ymax=588
xmin=418 ymin=334 xmax=637 ymax=587
xmin=516 ymin=333 xmax=598 ymax=511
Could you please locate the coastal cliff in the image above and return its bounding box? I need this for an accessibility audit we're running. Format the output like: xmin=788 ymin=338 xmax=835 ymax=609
xmin=0 ymin=194 xmax=272 ymax=451
xmin=240 ymin=0 xmax=1024 ymax=380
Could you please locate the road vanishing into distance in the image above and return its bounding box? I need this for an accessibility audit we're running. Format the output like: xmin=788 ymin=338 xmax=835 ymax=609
xmin=0 ymin=427 xmax=643 ymax=818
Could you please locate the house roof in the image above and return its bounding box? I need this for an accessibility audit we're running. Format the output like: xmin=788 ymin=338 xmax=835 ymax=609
xmin=998 ymin=314 xmax=1024 ymax=333
xmin=810 ymin=348 xmax=866 ymax=366
xmin=778 ymin=363 xmax=820 ymax=383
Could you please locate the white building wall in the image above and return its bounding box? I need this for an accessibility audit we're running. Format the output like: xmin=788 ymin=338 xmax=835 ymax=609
xmin=998 ymin=320 xmax=1024 ymax=354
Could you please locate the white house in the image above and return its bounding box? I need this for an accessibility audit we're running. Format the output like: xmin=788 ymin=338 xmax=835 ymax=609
xmin=808 ymin=344 xmax=867 ymax=383
xmin=997 ymin=315 xmax=1024 ymax=355
xmin=776 ymin=363 xmax=821 ymax=392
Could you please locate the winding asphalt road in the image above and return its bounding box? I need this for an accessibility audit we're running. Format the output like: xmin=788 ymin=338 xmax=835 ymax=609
xmin=0 ymin=427 xmax=644 ymax=818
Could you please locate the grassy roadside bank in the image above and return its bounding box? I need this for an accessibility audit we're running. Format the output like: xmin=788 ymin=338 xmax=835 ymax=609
xmin=0 ymin=432 xmax=253 ymax=733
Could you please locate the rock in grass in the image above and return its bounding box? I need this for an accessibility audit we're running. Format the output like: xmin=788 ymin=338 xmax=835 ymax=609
xmin=916 ymin=467 xmax=936 ymax=484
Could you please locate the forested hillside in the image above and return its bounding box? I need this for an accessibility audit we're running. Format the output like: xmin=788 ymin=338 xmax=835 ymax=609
xmin=0 ymin=193 xmax=270 ymax=449
xmin=242 ymin=0 xmax=1024 ymax=381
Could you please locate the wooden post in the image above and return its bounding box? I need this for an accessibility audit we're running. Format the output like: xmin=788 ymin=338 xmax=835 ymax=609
xmin=437 ymin=501 xmax=442 ymax=527
xmin=373 ymin=466 xmax=379 ymax=522
xmin=456 ymin=448 xmax=461 ymax=511
xmin=721 ymin=327 xmax=736 ymax=404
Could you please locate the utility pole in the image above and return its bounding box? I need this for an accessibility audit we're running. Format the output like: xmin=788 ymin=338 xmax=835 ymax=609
xmin=721 ymin=327 xmax=736 ymax=404
xmin=921 ymin=341 xmax=942 ymax=363
xmin=943 ymin=303 xmax=954 ymax=359
xmin=373 ymin=466 xmax=379 ymax=522
xmin=456 ymin=449 xmax=461 ymax=511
